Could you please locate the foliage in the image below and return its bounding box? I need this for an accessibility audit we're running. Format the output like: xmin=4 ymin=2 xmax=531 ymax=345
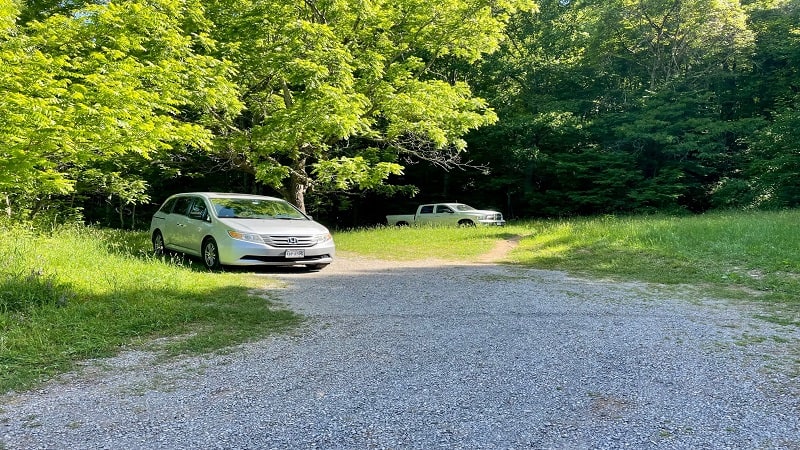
xmin=1 ymin=0 xmax=800 ymax=224
xmin=434 ymin=0 xmax=798 ymax=219
xmin=747 ymin=99 xmax=800 ymax=207
xmin=0 ymin=0 xmax=240 ymax=222
xmin=204 ymin=0 xmax=536 ymax=211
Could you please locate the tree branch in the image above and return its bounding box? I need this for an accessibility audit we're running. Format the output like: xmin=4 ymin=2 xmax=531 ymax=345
xmin=394 ymin=134 xmax=489 ymax=173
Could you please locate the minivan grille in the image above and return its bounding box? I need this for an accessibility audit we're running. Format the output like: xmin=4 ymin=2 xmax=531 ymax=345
xmin=261 ymin=235 xmax=315 ymax=248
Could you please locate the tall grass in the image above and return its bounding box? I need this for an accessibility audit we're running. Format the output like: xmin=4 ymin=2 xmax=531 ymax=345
xmin=513 ymin=211 xmax=800 ymax=303
xmin=0 ymin=225 xmax=299 ymax=393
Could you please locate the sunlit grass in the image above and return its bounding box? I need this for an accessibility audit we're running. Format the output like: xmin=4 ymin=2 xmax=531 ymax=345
xmin=0 ymin=225 xmax=299 ymax=393
xmin=511 ymin=211 xmax=800 ymax=304
xmin=334 ymin=223 xmax=537 ymax=260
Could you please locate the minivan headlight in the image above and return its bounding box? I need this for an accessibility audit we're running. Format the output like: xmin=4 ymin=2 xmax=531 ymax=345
xmin=227 ymin=230 xmax=264 ymax=243
xmin=312 ymin=233 xmax=333 ymax=244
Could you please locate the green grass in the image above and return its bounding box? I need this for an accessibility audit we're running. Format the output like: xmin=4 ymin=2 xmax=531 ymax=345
xmin=512 ymin=211 xmax=800 ymax=304
xmin=0 ymin=225 xmax=299 ymax=393
xmin=333 ymin=223 xmax=537 ymax=260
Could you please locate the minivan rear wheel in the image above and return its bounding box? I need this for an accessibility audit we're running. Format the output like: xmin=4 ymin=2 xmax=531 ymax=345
xmin=152 ymin=231 xmax=166 ymax=256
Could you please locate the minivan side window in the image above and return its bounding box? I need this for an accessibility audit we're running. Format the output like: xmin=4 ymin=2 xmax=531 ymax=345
xmin=187 ymin=198 xmax=209 ymax=221
xmin=172 ymin=197 xmax=194 ymax=216
xmin=159 ymin=198 xmax=178 ymax=214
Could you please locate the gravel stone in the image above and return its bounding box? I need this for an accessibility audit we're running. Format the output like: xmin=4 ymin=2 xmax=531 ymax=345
xmin=1 ymin=255 xmax=799 ymax=449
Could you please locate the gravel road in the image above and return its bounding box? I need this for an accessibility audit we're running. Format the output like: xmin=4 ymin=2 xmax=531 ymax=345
xmin=2 ymin=254 xmax=799 ymax=449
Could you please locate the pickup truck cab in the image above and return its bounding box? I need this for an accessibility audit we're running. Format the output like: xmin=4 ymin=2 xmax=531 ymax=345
xmin=386 ymin=203 xmax=505 ymax=227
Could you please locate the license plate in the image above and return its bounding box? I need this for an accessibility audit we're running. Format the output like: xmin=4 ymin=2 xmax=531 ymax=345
xmin=285 ymin=249 xmax=305 ymax=258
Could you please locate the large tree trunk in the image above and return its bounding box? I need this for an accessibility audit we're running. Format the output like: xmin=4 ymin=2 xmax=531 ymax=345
xmin=279 ymin=79 xmax=309 ymax=212
xmin=287 ymin=156 xmax=308 ymax=212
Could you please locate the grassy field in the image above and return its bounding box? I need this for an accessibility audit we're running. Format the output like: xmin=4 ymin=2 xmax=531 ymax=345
xmin=336 ymin=210 xmax=800 ymax=307
xmin=333 ymin=224 xmax=533 ymax=260
xmin=2 ymin=209 xmax=798 ymax=393
xmin=510 ymin=211 xmax=800 ymax=304
xmin=0 ymin=225 xmax=299 ymax=393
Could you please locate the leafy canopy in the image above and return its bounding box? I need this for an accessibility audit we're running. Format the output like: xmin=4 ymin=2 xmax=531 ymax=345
xmin=207 ymin=0 xmax=537 ymax=210
xmin=0 ymin=0 xmax=240 ymax=217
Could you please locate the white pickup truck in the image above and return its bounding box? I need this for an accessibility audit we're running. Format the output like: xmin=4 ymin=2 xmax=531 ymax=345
xmin=386 ymin=203 xmax=506 ymax=227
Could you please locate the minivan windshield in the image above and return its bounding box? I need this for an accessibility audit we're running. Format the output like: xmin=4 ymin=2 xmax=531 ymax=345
xmin=210 ymin=197 xmax=307 ymax=220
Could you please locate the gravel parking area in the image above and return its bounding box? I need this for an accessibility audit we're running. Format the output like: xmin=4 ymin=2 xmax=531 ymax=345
xmin=2 ymin=254 xmax=799 ymax=449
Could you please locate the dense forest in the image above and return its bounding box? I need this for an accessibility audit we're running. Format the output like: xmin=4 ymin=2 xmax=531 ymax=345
xmin=1 ymin=0 xmax=798 ymax=228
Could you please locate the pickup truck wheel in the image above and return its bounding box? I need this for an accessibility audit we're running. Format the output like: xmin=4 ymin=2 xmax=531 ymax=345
xmin=458 ymin=219 xmax=475 ymax=227
xmin=395 ymin=221 xmax=409 ymax=227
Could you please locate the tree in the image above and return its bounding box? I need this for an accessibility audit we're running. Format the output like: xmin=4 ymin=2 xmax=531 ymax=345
xmin=748 ymin=98 xmax=800 ymax=207
xmin=0 ymin=0 xmax=15 ymax=35
xmin=745 ymin=2 xmax=800 ymax=207
xmin=743 ymin=100 xmax=800 ymax=208
xmin=205 ymin=0 xmax=537 ymax=212
xmin=588 ymin=0 xmax=753 ymax=89
xmin=460 ymin=0 xmax=761 ymax=216
xmin=0 ymin=0 xmax=240 ymax=220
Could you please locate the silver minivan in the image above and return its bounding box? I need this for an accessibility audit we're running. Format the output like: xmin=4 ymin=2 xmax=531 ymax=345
xmin=149 ymin=192 xmax=335 ymax=270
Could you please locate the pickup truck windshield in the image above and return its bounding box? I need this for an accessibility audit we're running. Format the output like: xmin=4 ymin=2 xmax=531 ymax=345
xmin=453 ymin=204 xmax=476 ymax=211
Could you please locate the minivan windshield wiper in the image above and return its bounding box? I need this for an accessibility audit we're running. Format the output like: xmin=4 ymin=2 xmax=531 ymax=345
xmin=273 ymin=214 xmax=305 ymax=220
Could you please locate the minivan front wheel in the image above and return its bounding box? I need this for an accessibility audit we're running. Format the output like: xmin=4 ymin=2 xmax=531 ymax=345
xmin=202 ymin=238 xmax=221 ymax=270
